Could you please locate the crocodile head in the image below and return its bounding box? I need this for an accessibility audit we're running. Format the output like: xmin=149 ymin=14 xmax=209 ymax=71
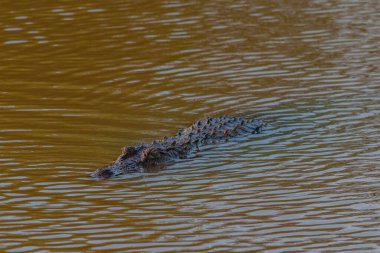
xmin=91 ymin=145 xmax=169 ymax=179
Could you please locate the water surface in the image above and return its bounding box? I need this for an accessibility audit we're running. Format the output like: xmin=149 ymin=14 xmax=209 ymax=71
xmin=1 ymin=0 xmax=380 ymax=252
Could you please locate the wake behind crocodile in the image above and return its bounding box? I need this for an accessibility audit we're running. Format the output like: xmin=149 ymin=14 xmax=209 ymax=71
xmin=91 ymin=115 xmax=265 ymax=179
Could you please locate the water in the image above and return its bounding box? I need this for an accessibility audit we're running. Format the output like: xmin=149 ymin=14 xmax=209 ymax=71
xmin=1 ymin=0 xmax=380 ymax=252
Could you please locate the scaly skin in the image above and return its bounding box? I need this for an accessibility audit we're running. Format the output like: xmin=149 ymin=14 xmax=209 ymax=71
xmin=91 ymin=115 xmax=265 ymax=179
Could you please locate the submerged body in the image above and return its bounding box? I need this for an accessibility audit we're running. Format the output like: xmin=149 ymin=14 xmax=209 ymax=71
xmin=91 ymin=115 xmax=265 ymax=179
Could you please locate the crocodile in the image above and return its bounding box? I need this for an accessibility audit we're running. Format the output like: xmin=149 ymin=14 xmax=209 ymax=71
xmin=91 ymin=115 xmax=265 ymax=179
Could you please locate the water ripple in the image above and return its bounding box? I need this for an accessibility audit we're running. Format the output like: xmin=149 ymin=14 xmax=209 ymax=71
xmin=1 ymin=0 xmax=380 ymax=252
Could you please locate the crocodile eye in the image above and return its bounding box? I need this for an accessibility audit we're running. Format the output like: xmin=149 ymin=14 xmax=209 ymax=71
xmin=141 ymin=147 xmax=165 ymax=164
xmin=117 ymin=146 xmax=137 ymax=161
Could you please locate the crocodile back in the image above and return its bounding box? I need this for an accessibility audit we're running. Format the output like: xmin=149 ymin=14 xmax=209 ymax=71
xmin=165 ymin=115 xmax=265 ymax=148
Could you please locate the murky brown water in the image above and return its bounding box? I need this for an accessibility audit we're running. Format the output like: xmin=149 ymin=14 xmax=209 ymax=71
xmin=1 ymin=0 xmax=380 ymax=252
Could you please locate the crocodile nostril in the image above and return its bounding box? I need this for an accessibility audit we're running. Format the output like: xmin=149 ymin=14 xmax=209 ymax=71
xmin=100 ymin=169 xmax=113 ymax=179
xmin=91 ymin=168 xmax=114 ymax=179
